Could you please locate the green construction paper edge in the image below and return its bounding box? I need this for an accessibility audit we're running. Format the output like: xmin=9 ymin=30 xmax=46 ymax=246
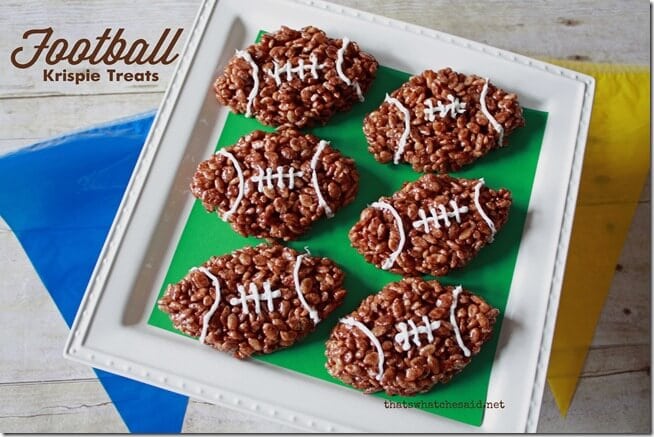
xmin=147 ymin=34 xmax=548 ymax=427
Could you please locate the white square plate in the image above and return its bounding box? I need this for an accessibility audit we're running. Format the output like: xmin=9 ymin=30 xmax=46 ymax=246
xmin=64 ymin=0 xmax=594 ymax=432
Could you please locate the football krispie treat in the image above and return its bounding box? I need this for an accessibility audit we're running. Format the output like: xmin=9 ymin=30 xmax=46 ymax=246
xmin=349 ymin=174 xmax=511 ymax=276
xmin=325 ymin=278 xmax=499 ymax=396
xmin=159 ymin=244 xmax=347 ymax=359
xmin=191 ymin=128 xmax=359 ymax=241
xmin=363 ymin=68 xmax=525 ymax=172
xmin=214 ymin=26 xmax=378 ymax=128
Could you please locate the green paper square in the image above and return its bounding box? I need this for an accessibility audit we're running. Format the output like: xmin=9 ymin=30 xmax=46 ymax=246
xmin=148 ymin=48 xmax=547 ymax=426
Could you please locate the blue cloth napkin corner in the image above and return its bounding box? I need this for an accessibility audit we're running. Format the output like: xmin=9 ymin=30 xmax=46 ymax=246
xmin=0 ymin=112 xmax=189 ymax=433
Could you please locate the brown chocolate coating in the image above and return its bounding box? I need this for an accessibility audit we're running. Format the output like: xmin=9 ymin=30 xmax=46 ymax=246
xmin=349 ymin=174 xmax=511 ymax=276
xmin=364 ymin=68 xmax=525 ymax=173
xmin=159 ymin=244 xmax=347 ymax=359
xmin=214 ymin=25 xmax=378 ymax=128
xmin=191 ymin=128 xmax=359 ymax=241
xmin=325 ymin=278 xmax=499 ymax=396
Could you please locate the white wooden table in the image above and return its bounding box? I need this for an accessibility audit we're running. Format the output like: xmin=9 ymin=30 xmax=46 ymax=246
xmin=0 ymin=0 xmax=649 ymax=432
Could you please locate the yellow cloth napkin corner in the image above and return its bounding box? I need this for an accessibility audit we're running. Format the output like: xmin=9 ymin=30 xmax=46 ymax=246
xmin=544 ymin=60 xmax=649 ymax=415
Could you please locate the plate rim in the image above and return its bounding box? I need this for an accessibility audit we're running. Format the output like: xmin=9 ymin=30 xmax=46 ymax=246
xmin=63 ymin=0 xmax=596 ymax=432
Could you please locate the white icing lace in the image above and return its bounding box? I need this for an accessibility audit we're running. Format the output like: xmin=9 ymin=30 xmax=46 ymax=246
xmin=424 ymin=94 xmax=466 ymax=121
xmin=394 ymin=316 xmax=441 ymax=351
xmin=229 ymin=281 xmax=281 ymax=315
xmin=260 ymin=36 xmax=364 ymax=101
xmin=250 ymin=166 xmax=304 ymax=192
xmin=412 ymin=200 xmax=469 ymax=232
xmin=264 ymin=54 xmax=326 ymax=86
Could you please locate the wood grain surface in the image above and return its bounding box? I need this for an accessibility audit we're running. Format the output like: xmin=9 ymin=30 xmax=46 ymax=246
xmin=0 ymin=0 xmax=649 ymax=433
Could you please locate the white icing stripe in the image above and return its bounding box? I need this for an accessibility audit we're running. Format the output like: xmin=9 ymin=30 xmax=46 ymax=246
xmin=371 ymin=201 xmax=406 ymax=270
xmin=235 ymin=50 xmax=259 ymax=118
xmin=263 ymin=282 xmax=277 ymax=312
xmin=407 ymin=319 xmax=420 ymax=346
xmin=217 ymin=150 xmax=244 ymax=221
xmin=450 ymin=286 xmax=471 ymax=357
xmin=335 ymin=38 xmax=352 ymax=86
xmin=229 ymin=281 xmax=281 ymax=315
xmin=412 ymin=201 xmax=469 ymax=232
xmin=310 ymin=140 xmax=334 ymax=218
xmin=353 ymin=81 xmax=364 ymax=102
xmin=479 ymin=78 xmax=504 ymax=146
xmin=423 ymin=315 xmax=436 ymax=343
xmin=384 ymin=94 xmax=411 ymax=165
xmin=394 ymin=317 xmax=441 ymax=351
xmin=236 ymin=284 xmax=249 ymax=314
xmin=340 ymin=317 xmax=384 ymax=381
xmin=192 ymin=266 xmax=221 ymax=345
xmin=336 ymin=37 xmax=365 ymax=102
xmin=473 ymin=178 xmax=497 ymax=242
xmin=293 ymin=252 xmax=320 ymax=325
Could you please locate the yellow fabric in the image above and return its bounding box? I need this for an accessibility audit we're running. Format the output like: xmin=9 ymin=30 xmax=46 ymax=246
xmin=543 ymin=60 xmax=650 ymax=415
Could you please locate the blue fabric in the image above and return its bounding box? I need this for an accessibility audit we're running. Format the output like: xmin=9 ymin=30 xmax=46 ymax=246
xmin=0 ymin=112 xmax=188 ymax=433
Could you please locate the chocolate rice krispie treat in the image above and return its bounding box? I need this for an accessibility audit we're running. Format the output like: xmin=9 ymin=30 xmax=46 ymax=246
xmin=191 ymin=128 xmax=359 ymax=241
xmin=159 ymin=244 xmax=347 ymax=359
xmin=363 ymin=68 xmax=525 ymax=173
xmin=349 ymin=174 xmax=511 ymax=276
xmin=214 ymin=26 xmax=378 ymax=128
xmin=325 ymin=278 xmax=499 ymax=396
